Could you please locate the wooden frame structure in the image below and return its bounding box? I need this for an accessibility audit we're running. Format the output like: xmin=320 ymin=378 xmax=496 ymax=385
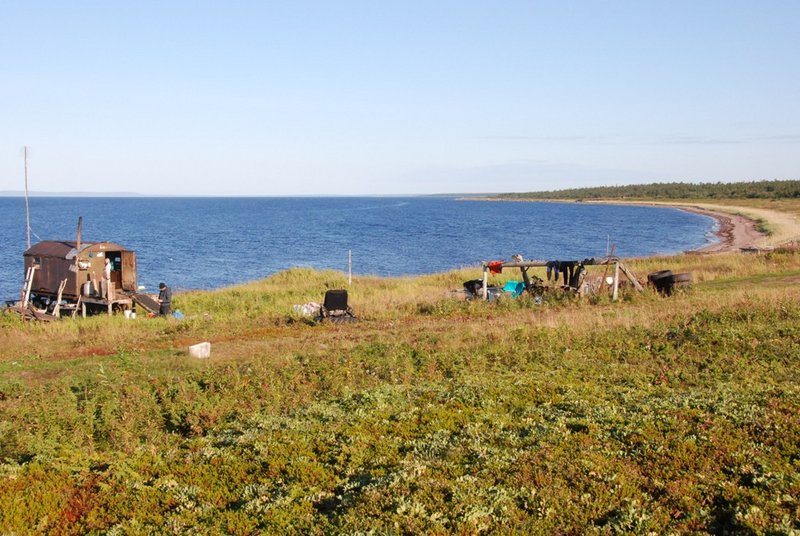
xmin=480 ymin=257 xmax=643 ymax=301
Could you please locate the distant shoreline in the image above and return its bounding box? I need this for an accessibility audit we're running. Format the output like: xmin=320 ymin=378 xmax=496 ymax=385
xmin=0 ymin=191 xmax=144 ymax=198
xmin=467 ymin=196 xmax=781 ymax=253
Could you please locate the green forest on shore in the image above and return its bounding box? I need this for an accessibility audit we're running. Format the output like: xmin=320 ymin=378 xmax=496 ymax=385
xmin=495 ymin=179 xmax=800 ymax=201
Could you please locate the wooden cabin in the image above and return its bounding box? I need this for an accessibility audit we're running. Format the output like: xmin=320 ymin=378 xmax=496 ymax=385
xmin=23 ymin=240 xmax=137 ymax=301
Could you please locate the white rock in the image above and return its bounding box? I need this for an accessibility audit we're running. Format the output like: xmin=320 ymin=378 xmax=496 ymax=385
xmin=188 ymin=342 xmax=211 ymax=359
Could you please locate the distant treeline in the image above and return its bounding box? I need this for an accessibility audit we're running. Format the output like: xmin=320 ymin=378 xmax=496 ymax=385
xmin=497 ymin=180 xmax=800 ymax=200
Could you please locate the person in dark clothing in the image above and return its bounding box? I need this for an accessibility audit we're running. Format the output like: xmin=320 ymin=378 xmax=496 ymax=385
xmin=157 ymin=282 xmax=172 ymax=316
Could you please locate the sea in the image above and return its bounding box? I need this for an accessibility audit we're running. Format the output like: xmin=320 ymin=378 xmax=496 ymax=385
xmin=0 ymin=196 xmax=716 ymax=300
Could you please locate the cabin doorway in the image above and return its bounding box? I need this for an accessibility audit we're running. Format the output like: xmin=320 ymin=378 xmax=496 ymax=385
xmin=108 ymin=251 xmax=124 ymax=290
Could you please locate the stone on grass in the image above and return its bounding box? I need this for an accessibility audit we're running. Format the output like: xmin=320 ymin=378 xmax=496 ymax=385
xmin=188 ymin=342 xmax=211 ymax=359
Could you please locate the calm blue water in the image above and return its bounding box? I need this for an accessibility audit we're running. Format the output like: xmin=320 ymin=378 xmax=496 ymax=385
xmin=0 ymin=197 xmax=715 ymax=299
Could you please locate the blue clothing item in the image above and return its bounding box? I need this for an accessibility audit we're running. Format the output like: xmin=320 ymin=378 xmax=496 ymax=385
xmin=546 ymin=260 xmax=560 ymax=281
xmin=502 ymin=280 xmax=525 ymax=298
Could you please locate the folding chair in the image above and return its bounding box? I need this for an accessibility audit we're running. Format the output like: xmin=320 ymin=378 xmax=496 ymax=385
xmin=318 ymin=289 xmax=357 ymax=323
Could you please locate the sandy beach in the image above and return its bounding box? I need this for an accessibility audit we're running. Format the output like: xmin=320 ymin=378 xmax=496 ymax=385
xmin=662 ymin=204 xmax=767 ymax=253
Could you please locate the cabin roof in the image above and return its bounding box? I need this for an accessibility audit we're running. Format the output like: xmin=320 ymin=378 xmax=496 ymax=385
xmin=24 ymin=240 xmax=131 ymax=258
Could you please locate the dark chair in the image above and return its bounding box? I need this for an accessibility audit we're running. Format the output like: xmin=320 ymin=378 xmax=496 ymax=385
xmin=319 ymin=289 xmax=357 ymax=323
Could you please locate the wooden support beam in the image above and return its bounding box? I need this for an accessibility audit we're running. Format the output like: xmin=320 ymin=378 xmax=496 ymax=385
xmin=617 ymin=261 xmax=644 ymax=292
xmin=519 ymin=266 xmax=532 ymax=292
xmin=52 ymin=279 xmax=67 ymax=318
xmin=612 ymin=262 xmax=620 ymax=301
xmin=482 ymin=265 xmax=489 ymax=301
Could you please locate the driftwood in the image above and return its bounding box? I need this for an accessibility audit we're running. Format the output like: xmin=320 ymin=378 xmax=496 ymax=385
xmin=5 ymin=303 xmax=56 ymax=322
xmin=28 ymin=303 xmax=56 ymax=322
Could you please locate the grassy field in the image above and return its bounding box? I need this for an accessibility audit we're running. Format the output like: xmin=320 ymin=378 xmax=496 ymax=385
xmin=2 ymin=248 xmax=799 ymax=533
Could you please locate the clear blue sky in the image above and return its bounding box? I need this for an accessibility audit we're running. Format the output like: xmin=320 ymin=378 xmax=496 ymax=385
xmin=1 ymin=1 xmax=798 ymax=195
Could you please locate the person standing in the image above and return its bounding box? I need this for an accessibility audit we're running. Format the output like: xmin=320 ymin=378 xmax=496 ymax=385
xmin=102 ymin=258 xmax=112 ymax=299
xmin=157 ymin=282 xmax=172 ymax=316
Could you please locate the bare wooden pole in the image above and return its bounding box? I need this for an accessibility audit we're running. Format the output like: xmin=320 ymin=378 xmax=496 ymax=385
xmin=76 ymin=216 xmax=83 ymax=252
xmin=612 ymin=261 xmax=620 ymax=301
xmin=73 ymin=216 xmax=84 ymax=297
xmin=23 ymin=146 xmax=31 ymax=249
xmin=348 ymin=250 xmax=352 ymax=286
xmin=482 ymin=264 xmax=489 ymax=300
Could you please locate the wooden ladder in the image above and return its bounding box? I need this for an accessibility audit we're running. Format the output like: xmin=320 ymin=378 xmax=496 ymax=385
xmin=21 ymin=265 xmax=37 ymax=310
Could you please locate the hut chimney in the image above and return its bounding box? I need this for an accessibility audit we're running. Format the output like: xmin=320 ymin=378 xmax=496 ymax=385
xmin=76 ymin=216 xmax=83 ymax=251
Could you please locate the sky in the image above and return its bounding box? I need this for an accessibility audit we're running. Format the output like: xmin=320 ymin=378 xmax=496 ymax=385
xmin=1 ymin=1 xmax=798 ymax=196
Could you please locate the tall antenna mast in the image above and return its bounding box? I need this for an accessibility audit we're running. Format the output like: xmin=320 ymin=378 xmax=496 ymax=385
xmin=23 ymin=146 xmax=31 ymax=249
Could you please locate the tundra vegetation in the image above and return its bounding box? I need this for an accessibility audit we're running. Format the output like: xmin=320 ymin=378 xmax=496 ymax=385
xmin=1 ymin=242 xmax=799 ymax=533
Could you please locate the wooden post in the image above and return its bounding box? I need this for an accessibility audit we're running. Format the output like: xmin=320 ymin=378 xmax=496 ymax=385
xmin=520 ymin=266 xmax=532 ymax=293
xmin=482 ymin=264 xmax=489 ymax=301
xmin=348 ymin=250 xmax=352 ymax=286
xmin=612 ymin=262 xmax=620 ymax=301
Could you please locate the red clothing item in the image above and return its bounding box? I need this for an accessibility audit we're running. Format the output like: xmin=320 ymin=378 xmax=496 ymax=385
xmin=488 ymin=261 xmax=504 ymax=275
